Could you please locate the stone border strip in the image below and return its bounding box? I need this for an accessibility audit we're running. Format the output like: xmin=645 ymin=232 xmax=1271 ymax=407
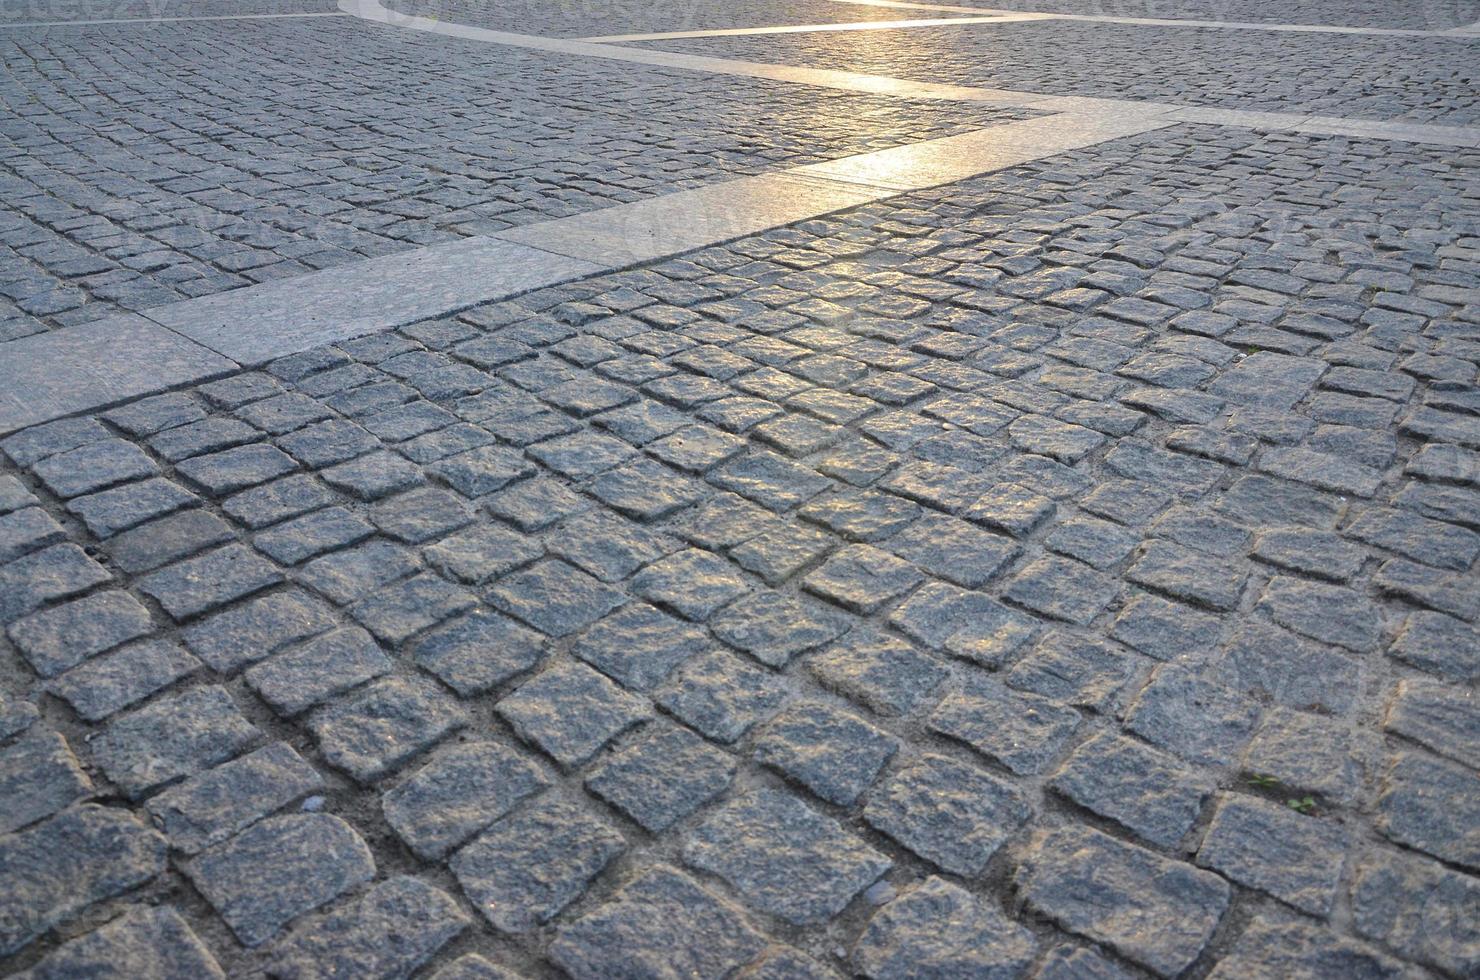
xmin=576 ymin=14 xmax=1046 ymax=43
xmin=0 ymin=10 xmax=347 ymax=27
xmin=821 ymin=0 xmax=1480 ymax=38
xmin=147 ymin=237 xmax=604 ymax=366
xmin=0 ymin=315 xmax=236 ymax=434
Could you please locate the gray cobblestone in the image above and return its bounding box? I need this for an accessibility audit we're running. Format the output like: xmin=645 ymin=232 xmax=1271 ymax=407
xmin=186 ymin=812 xmax=374 ymax=946
xmin=685 ymin=789 xmax=889 ymax=925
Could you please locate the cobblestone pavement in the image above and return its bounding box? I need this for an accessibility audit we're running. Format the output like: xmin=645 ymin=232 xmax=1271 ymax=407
xmin=645 ymin=21 xmax=1480 ymax=124
xmin=0 ymin=18 xmax=1031 ymax=338
xmin=3 ymin=114 xmax=1480 ymax=978
xmin=4 ymin=0 xmax=1480 ymax=975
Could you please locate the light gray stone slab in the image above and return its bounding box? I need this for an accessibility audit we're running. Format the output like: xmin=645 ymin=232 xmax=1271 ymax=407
xmin=148 ymin=237 xmax=604 ymax=366
xmin=498 ymin=173 xmax=891 ymax=267
xmin=0 ymin=316 xmax=236 ymax=436
xmin=791 ymin=111 xmax=1176 ymax=191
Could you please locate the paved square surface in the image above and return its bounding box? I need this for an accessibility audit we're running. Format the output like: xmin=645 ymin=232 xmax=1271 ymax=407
xmin=1 ymin=0 xmax=1478 ymax=977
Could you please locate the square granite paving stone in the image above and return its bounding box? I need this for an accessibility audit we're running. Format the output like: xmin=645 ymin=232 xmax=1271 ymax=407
xmin=308 ymin=676 xmax=468 ymax=785
xmin=546 ymin=509 xmax=681 ymax=583
xmin=572 ymin=602 xmax=709 ymax=692
xmin=13 ymin=906 xmax=224 ymax=979
xmin=425 ymin=445 xmax=535 ymax=498
xmin=64 ymin=476 xmax=202 ymax=541
xmin=48 ymin=639 xmax=201 ymax=722
xmin=450 ymin=791 xmax=627 ymax=935
xmin=797 ymin=489 xmax=921 ymax=544
xmin=275 ymin=418 xmax=381 ymax=468
xmin=549 ymin=866 xmax=767 ymax=980
xmin=254 ymin=506 xmax=375 ymax=566
xmin=0 ymin=729 xmax=93 ymax=835
xmin=960 ymin=482 xmax=1056 ymax=536
xmin=708 ymin=449 xmax=833 ymax=512
xmin=1212 ymin=621 xmax=1362 ymax=716
xmin=803 ymin=544 xmax=924 ymax=615
xmin=137 ymin=543 xmax=283 ymax=622
xmin=221 ymin=473 xmax=338 ymax=530
xmin=409 ymin=608 xmax=546 ymax=697
xmin=483 ymin=476 xmax=592 ymax=532
xmin=526 ymin=430 xmax=637 ymax=479
xmin=1017 ymin=825 xmax=1230 ymax=978
xmin=30 ymin=438 xmax=157 ymax=499
xmin=881 ymin=461 xmax=994 ymax=515
xmin=182 ymin=590 xmax=336 ymax=675
xmin=0 ymin=804 xmax=168 ymax=957
xmin=591 ymin=400 xmax=690 ymax=445
xmin=148 ymin=417 xmax=259 ymax=463
xmin=880 ymin=512 xmax=1020 ymax=587
xmin=1049 ymin=730 xmax=1214 ymax=850
xmin=852 ymin=877 xmax=1037 ymax=980
xmin=143 ymin=741 xmax=323 ymax=855
xmin=266 ymin=876 xmax=468 ymax=980
xmin=0 ymin=507 xmax=65 ymax=563
xmin=297 ymin=539 xmax=423 ymax=606
xmin=348 ymin=571 xmax=479 ymax=646
xmin=1207 ymin=914 xmax=1404 ymax=980
xmin=1123 ymin=664 xmax=1262 ymax=768
xmin=928 ymin=674 xmax=1081 ymax=776
xmin=1004 ymin=631 xmax=1141 ymax=714
xmin=863 ymin=753 xmax=1031 ymax=879
xmin=233 ymin=392 xmax=333 ymax=436
xmin=366 ymin=487 xmax=475 ymax=545
xmin=0 ymin=475 xmax=38 ymax=514
xmin=1349 ymin=850 xmax=1480 ymax=978
xmin=654 ymin=649 xmax=789 ymax=745
xmin=174 ymin=443 xmax=300 ymax=498
xmin=424 ymin=522 xmax=544 ymax=585
xmin=91 ymin=685 xmax=261 ymax=799
xmin=1373 ymin=752 xmax=1480 ymax=870
xmin=6 ymin=589 xmax=154 ymax=678
xmin=0 ymin=417 xmax=111 ymax=468
xmin=245 ymin=626 xmax=392 ymax=718
xmin=0 ymin=315 xmax=235 ymax=438
xmin=1002 ymin=555 xmax=1120 ymax=625
xmin=630 ymin=548 xmax=750 ymax=622
xmin=752 ymin=699 xmax=899 ymax=806
xmin=184 ymin=813 xmax=375 ymax=948
xmin=362 ymin=402 xmax=459 ymax=444
xmin=1195 ymin=793 xmax=1347 ymax=917
xmin=496 ymin=660 xmax=653 ymax=769
xmin=647 ymin=424 xmax=750 ymax=474
xmin=0 ymin=543 xmax=112 ymax=624
xmin=585 ymin=721 xmax=736 ymax=833
xmin=805 ymin=629 xmax=949 ymax=718
xmin=382 ymin=741 xmax=551 ymax=861
xmin=398 ymin=422 xmax=499 ymax=465
xmin=99 ymin=504 xmax=231 ymax=571
xmin=588 ymin=458 xmax=707 ymax=522
xmin=488 ymin=559 xmax=627 ymax=638
xmin=682 ymin=788 xmax=891 ymax=926
xmin=729 ymin=522 xmax=836 ymax=586
xmin=319 ymin=450 xmax=425 ymax=501
xmin=198 ymin=374 xmax=286 ymax=410
xmin=710 ymin=591 xmax=849 ymax=669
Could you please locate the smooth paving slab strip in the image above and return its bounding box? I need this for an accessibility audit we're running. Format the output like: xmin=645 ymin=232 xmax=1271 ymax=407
xmin=145 ymin=238 xmax=605 ymax=367
xmin=576 ymin=16 xmax=1041 ymax=43
xmin=0 ymin=315 xmax=237 ymax=436
xmin=820 ymin=0 xmax=1480 ymax=37
xmin=789 ymin=110 xmax=1177 ymax=190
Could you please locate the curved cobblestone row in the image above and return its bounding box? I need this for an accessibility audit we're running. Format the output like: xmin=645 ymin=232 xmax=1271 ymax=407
xmin=1 ymin=123 xmax=1478 ymax=977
